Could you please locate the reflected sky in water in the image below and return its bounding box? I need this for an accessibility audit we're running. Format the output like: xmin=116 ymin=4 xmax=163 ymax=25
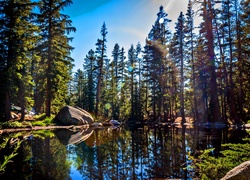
xmin=70 ymin=166 xmax=82 ymax=180
xmin=0 ymin=125 xmax=248 ymax=179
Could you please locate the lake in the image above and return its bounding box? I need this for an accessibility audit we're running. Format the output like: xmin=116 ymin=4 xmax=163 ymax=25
xmin=0 ymin=124 xmax=248 ymax=179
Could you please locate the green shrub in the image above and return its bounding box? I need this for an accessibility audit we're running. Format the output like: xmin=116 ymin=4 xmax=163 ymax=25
xmin=44 ymin=117 xmax=54 ymax=125
xmin=189 ymin=138 xmax=250 ymax=179
xmin=31 ymin=121 xmax=46 ymax=126
xmin=30 ymin=118 xmax=54 ymax=126
xmin=33 ymin=113 xmax=46 ymax=120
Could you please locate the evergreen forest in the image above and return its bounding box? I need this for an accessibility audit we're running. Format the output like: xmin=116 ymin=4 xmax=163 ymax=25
xmin=0 ymin=0 xmax=250 ymax=126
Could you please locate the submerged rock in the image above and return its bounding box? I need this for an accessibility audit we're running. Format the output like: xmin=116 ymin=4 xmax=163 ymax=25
xmin=54 ymin=106 xmax=94 ymax=126
xmin=221 ymin=161 xmax=250 ymax=180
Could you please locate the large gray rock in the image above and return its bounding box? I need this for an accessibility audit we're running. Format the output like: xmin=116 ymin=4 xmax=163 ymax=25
xmin=54 ymin=106 xmax=94 ymax=126
xmin=221 ymin=161 xmax=250 ymax=180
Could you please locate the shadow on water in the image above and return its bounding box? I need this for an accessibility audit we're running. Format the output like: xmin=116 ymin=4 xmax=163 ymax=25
xmin=0 ymin=124 xmax=249 ymax=179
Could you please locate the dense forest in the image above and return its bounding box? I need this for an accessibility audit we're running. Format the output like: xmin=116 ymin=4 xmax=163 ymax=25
xmin=0 ymin=0 xmax=249 ymax=125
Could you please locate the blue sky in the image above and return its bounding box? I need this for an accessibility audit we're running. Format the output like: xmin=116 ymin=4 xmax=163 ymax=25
xmin=63 ymin=0 xmax=189 ymax=71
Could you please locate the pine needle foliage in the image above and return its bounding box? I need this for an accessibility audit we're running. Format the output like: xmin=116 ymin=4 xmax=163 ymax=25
xmin=189 ymin=137 xmax=250 ymax=179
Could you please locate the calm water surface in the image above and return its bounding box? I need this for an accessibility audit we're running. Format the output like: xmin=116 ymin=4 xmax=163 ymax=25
xmin=0 ymin=125 xmax=248 ymax=180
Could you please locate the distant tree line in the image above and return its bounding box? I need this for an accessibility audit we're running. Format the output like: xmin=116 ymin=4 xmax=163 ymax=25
xmin=70 ymin=0 xmax=250 ymax=125
xmin=1 ymin=0 xmax=249 ymax=125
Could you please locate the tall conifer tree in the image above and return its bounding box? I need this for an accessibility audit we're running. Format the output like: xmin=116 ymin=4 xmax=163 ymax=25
xmin=0 ymin=0 xmax=39 ymax=121
xmin=36 ymin=0 xmax=75 ymax=116
xmin=84 ymin=49 xmax=96 ymax=112
xmin=239 ymin=0 xmax=250 ymax=122
xmin=185 ymin=0 xmax=198 ymax=122
xmin=200 ymin=0 xmax=222 ymax=122
xmin=170 ymin=12 xmax=186 ymax=124
xmin=95 ymin=22 xmax=108 ymax=117
xmin=144 ymin=6 xmax=173 ymax=120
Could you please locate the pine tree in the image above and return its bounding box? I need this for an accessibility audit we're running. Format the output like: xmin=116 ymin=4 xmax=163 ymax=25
xmin=197 ymin=0 xmax=222 ymax=123
xmin=185 ymin=0 xmax=199 ymax=122
xmin=109 ymin=43 xmax=122 ymax=119
xmin=144 ymin=6 xmax=172 ymax=121
xmin=117 ymin=47 xmax=127 ymax=119
xmin=170 ymin=12 xmax=186 ymax=124
xmin=73 ymin=69 xmax=86 ymax=109
xmin=214 ymin=0 xmax=240 ymax=123
xmin=135 ymin=42 xmax=144 ymax=121
xmin=95 ymin=22 xmax=108 ymax=117
xmin=127 ymin=44 xmax=136 ymax=120
xmin=142 ymin=42 xmax=152 ymax=119
xmin=239 ymin=0 xmax=250 ymax=122
xmin=112 ymin=43 xmax=120 ymax=85
xmin=83 ymin=49 xmax=96 ymax=112
xmin=118 ymin=47 xmax=126 ymax=83
xmin=194 ymin=33 xmax=210 ymax=122
xmin=36 ymin=0 xmax=75 ymax=116
xmin=0 ymin=0 xmax=39 ymax=121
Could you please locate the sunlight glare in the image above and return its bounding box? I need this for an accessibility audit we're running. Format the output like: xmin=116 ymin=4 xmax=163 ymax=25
xmin=159 ymin=17 xmax=164 ymax=24
xmin=105 ymin=103 xmax=111 ymax=110
xmin=128 ymin=66 xmax=133 ymax=72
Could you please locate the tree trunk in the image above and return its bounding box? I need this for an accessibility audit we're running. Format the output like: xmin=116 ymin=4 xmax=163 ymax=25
xmin=95 ymin=74 xmax=101 ymax=117
xmin=190 ymin=26 xmax=199 ymax=123
xmin=236 ymin=10 xmax=244 ymax=122
xmin=226 ymin=0 xmax=240 ymax=123
xmin=19 ymin=83 xmax=25 ymax=121
xmin=204 ymin=0 xmax=222 ymax=122
xmin=180 ymin=17 xmax=185 ymax=125
xmin=214 ymin=16 xmax=230 ymax=122
xmin=45 ymin=0 xmax=53 ymax=117
xmin=5 ymin=92 xmax=11 ymax=121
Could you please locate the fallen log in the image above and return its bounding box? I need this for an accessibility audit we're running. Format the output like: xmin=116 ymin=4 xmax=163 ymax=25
xmin=0 ymin=125 xmax=90 ymax=134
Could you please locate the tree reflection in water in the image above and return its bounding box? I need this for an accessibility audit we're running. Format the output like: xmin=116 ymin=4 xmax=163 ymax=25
xmin=0 ymin=126 xmax=248 ymax=179
xmin=64 ymin=125 xmax=248 ymax=179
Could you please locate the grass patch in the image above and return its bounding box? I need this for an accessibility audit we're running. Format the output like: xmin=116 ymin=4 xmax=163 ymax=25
xmin=30 ymin=118 xmax=54 ymax=126
xmin=30 ymin=121 xmax=46 ymax=126
xmin=31 ymin=113 xmax=55 ymax=126
xmin=0 ymin=114 xmax=55 ymax=128
xmin=32 ymin=130 xmax=55 ymax=139
xmin=33 ymin=113 xmax=46 ymax=120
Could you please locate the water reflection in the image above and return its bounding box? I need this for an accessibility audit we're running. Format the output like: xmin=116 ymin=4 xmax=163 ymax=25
xmin=0 ymin=126 xmax=248 ymax=179
xmin=0 ymin=131 xmax=71 ymax=180
xmin=55 ymin=128 xmax=94 ymax=145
